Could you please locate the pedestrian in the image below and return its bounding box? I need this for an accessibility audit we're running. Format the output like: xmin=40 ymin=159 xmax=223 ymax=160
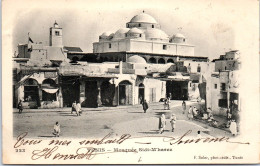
xmin=168 ymin=93 xmax=172 ymax=100
xmin=229 ymin=119 xmax=237 ymax=136
xmin=142 ymin=99 xmax=148 ymax=113
xmin=182 ymin=100 xmax=186 ymax=114
xmin=18 ymin=100 xmax=23 ymax=114
xmin=170 ymin=113 xmax=177 ymax=132
xmin=159 ymin=114 xmax=166 ymax=134
xmin=187 ymin=106 xmax=193 ymax=120
xmin=167 ymin=97 xmax=171 ymax=110
xmin=71 ymin=101 xmax=77 ymax=114
xmin=227 ymin=108 xmax=232 ymax=120
xmin=164 ymin=98 xmax=170 ymax=110
xmin=53 ymin=121 xmax=61 ymax=137
xmin=76 ymin=102 xmax=82 ymax=116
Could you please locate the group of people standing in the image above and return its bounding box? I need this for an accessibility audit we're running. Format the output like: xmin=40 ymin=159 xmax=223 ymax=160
xmin=158 ymin=113 xmax=177 ymax=134
xmin=71 ymin=101 xmax=82 ymax=116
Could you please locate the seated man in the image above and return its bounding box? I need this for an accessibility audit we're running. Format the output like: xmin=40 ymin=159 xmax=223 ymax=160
xmin=208 ymin=112 xmax=214 ymax=122
xmin=71 ymin=101 xmax=77 ymax=114
xmin=192 ymin=106 xmax=198 ymax=118
xmin=53 ymin=122 xmax=60 ymax=137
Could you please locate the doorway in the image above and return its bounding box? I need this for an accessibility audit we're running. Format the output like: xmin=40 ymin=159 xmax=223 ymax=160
xmin=85 ymin=81 xmax=98 ymax=108
xmin=61 ymin=76 xmax=80 ymax=107
xmin=118 ymin=80 xmax=132 ymax=105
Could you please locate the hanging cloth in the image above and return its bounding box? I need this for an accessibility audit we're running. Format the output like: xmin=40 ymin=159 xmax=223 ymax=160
xmin=42 ymin=88 xmax=59 ymax=94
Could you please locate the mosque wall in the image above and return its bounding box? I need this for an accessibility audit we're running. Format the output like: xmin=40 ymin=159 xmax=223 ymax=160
xmin=176 ymin=45 xmax=195 ymax=57
xmin=93 ymin=40 xmax=131 ymax=53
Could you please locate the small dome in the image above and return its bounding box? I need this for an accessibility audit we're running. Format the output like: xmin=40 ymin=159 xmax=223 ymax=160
xmin=174 ymin=33 xmax=185 ymax=38
xmin=144 ymin=28 xmax=169 ymax=40
xmin=100 ymin=31 xmax=114 ymax=37
xmin=127 ymin=55 xmax=146 ymax=64
xmin=130 ymin=13 xmax=158 ymax=24
xmin=170 ymin=33 xmax=186 ymax=43
xmin=127 ymin=28 xmax=144 ymax=34
xmin=115 ymin=28 xmax=130 ymax=35
xmin=100 ymin=31 xmax=114 ymax=40
xmin=113 ymin=28 xmax=130 ymax=40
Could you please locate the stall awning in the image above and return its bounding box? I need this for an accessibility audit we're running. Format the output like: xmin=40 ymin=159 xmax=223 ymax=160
xmin=42 ymin=88 xmax=59 ymax=94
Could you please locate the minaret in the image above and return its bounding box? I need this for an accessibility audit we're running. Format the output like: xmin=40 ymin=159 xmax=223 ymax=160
xmin=49 ymin=21 xmax=63 ymax=47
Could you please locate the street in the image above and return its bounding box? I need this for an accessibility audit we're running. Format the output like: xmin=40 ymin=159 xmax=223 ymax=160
xmin=13 ymin=100 xmax=232 ymax=138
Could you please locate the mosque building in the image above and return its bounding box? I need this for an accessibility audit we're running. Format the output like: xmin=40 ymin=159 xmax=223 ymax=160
xmin=68 ymin=12 xmax=208 ymax=63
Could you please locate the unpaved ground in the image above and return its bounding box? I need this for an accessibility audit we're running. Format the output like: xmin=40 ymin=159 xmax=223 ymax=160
xmin=13 ymin=101 xmax=231 ymax=138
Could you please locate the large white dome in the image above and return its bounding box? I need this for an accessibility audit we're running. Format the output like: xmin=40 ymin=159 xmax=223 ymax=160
xmin=144 ymin=28 xmax=169 ymax=40
xmin=130 ymin=13 xmax=158 ymax=24
xmin=127 ymin=55 xmax=146 ymax=64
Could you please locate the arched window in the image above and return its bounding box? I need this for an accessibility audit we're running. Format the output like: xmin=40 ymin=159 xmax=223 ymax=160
xmin=138 ymin=23 xmax=141 ymax=27
xmin=158 ymin=58 xmax=165 ymax=64
xmin=148 ymin=57 xmax=156 ymax=64
xmin=23 ymin=78 xmax=39 ymax=103
xmin=152 ymin=25 xmax=154 ymax=28
xmin=167 ymin=59 xmax=174 ymax=63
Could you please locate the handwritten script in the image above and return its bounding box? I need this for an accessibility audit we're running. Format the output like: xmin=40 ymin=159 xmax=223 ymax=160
xmin=13 ymin=130 xmax=250 ymax=161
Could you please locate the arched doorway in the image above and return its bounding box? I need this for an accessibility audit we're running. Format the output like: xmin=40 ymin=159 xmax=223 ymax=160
xmin=167 ymin=59 xmax=174 ymax=63
xmin=138 ymin=83 xmax=145 ymax=104
xmin=101 ymin=81 xmax=115 ymax=106
xmin=158 ymin=58 xmax=165 ymax=64
xmin=148 ymin=57 xmax=156 ymax=63
xmin=42 ymin=79 xmax=58 ymax=102
xmin=118 ymin=80 xmax=132 ymax=105
xmin=23 ymin=78 xmax=40 ymax=108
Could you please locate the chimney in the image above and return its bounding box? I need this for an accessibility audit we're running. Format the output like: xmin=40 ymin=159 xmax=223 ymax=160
xmin=119 ymin=61 xmax=123 ymax=74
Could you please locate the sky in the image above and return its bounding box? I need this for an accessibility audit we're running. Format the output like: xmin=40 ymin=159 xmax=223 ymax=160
xmin=5 ymin=0 xmax=258 ymax=60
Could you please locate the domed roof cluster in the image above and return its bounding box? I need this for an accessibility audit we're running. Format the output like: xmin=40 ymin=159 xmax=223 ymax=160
xmin=127 ymin=55 xmax=146 ymax=64
xmin=130 ymin=13 xmax=158 ymax=24
xmin=98 ymin=12 xmax=187 ymax=43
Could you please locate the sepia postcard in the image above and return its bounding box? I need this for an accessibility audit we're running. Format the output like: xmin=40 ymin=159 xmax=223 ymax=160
xmin=2 ymin=0 xmax=260 ymax=164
